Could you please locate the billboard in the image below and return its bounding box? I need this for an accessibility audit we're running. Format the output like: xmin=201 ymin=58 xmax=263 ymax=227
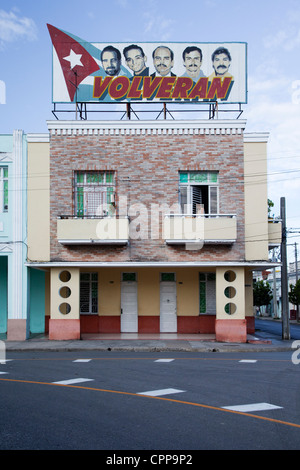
xmin=48 ymin=24 xmax=247 ymax=105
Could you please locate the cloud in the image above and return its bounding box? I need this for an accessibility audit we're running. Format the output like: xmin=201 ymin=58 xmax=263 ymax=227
xmin=0 ymin=9 xmax=37 ymax=46
xmin=141 ymin=0 xmax=176 ymax=41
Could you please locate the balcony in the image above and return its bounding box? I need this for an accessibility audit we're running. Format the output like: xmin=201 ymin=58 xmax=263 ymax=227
xmin=268 ymin=219 xmax=282 ymax=248
xmin=164 ymin=214 xmax=237 ymax=245
xmin=57 ymin=216 xmax=129 ymax=245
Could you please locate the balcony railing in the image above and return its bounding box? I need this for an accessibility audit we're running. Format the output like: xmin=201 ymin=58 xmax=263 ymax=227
xmin=164 ymin=214 xmax=237 ymax=245
xmin=57 ymin=215 xmax=129 ymax=245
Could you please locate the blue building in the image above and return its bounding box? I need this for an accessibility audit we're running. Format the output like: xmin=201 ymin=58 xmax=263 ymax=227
xmin=0 ymin=130 xmax=28 ymax=340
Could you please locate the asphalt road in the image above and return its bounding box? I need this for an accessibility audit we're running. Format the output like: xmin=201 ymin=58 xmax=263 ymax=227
xmin=0 ymin=350 xmax=300 ymax=452
xmin=255 ymin=318 xmax=300 ymax=340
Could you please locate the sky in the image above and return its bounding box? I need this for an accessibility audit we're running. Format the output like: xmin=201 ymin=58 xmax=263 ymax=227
xmin=1 ymin=0 xmax=300 ymax=263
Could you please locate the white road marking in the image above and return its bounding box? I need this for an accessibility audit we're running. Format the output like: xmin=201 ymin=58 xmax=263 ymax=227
xmin=154 ymin=359 xmax=174 ymax=363
xmin=52 ymin=378 xmax=94 ymax=385
xmin=222 ymin=402 xmax=282 ymax=412
xmin=73 ymin=359 xmax=92 ymax=363
xmin=0 ymin=371 xmax=8 ymax=374
xmin=239 ymin=360 xmax=257 ymax=363
xmin=137 ymin=388 xmax=186 ymax=397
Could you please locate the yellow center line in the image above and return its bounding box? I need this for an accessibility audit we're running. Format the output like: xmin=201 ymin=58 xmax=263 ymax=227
xmin=1 ymin=377 xmax=300 ymax=430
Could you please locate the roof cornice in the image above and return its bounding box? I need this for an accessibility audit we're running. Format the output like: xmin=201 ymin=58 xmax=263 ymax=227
xmin=47 ymin=119 xmax=247 ymax=136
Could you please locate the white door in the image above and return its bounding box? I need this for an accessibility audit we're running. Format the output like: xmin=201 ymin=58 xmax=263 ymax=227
xmin=160 ymin=281 xmax=177 ymax=332
xmin=121 ymin=280 xmax=138 ymax=332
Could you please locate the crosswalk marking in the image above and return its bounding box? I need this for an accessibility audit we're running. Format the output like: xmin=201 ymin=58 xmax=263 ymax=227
xmin=73 ymin=359 xmax=92 ymax=363
xmin=52 ymin=378 xmax=94 ymax=385
xmin=222 ymin=402 xmax=282 ymax=412
xmin=154 ymin=359 xmax=174 ymax=363
xmin=239 ymin=360 xmax=257 ymax=363
xmin=137 ymin=388 xmax=185 ymax=397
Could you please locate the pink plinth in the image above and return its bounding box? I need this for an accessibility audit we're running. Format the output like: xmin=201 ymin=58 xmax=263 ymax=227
xmin=7 ymin=320 xmax=27 ymax=341
xmin=215 ymin=319 xmax=247 ymax=343
xmin=49 ymin=319 xmax=80 ymax=340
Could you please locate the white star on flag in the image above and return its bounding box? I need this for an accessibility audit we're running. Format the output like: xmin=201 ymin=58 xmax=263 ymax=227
xmin=63 ymin=49 xmax=83 ymax=69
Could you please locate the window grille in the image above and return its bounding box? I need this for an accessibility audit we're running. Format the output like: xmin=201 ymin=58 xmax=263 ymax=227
xmin=75 ymin=171 xmax=115 ymax=217
xmin=80 ymin=273 xmax=98 ymax=314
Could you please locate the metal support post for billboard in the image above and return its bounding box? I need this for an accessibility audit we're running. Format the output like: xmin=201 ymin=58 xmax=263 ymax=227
xmin=126 ymin=103 xmax=131 ymax=120
xmin=280 ymin=197 xmax=290 ymax=339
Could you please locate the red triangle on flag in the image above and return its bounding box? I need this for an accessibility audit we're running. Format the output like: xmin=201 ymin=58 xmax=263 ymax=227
xmin=47 ymin=24 xmax=100 ymax=102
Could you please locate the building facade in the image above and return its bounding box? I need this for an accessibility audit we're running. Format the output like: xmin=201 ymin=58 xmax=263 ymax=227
xmin=0 ymin=131 xmax=28 ymax=340
xmin=25 ymin=119 xmax=281 ymax=343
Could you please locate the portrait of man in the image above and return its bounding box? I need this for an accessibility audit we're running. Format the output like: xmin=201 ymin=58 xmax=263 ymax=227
xmin=101 ymin=46 xmax=122 ymax=76
xmin=151 ymin=46 xmax=176 ymax=78
xmin=208 ymin=47 xmax=233 ymax=81
xmin=182 ymin=46 xmax=206 ymax=82
xmin=123 ymin=44 xmax=149 ymax=77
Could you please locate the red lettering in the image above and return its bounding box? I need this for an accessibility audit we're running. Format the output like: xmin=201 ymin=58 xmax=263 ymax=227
xmin=156 ymin=77 xmax=176 ymax=99
xmin=93 ymin=76 xmax=113 ymax=98
xmin=127 ymin=76 xmax=143 ymax=99
xmin=206 ymin=77 xmax=232 ymax=100
xmin=187 ymin=77 xmax=208 ymax=100
xmin=171 ymin=77 xmax=194 ymax=99
xmin=108 ymin=77 xmax=130 ymax=100
xmin=142 ymin=76 xmax=163 ymax=99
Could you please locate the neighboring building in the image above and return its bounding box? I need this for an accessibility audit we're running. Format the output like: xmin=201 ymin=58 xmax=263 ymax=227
xmin=0 ymin=131 xmax=28 ymax=340
xmin=25 ymin=119 xmax=281 ymax=343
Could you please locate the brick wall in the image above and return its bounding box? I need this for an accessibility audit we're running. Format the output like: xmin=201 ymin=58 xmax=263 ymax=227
xmin=50 ymin=131 xmax=245 ymax=262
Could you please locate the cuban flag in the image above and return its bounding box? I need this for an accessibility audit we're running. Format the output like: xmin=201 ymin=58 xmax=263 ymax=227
xmin=47 ymin=24 xmax=100 ymax=102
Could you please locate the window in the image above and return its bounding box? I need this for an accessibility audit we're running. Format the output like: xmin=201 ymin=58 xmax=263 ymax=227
xmin=75 ymin=171 xmax=115 ymax=217
xmin=122 ymin=273 xmax=137 ymax=282
xmin=80 ymin=273 xmax=98 ymax=314
xmin=0 ymin=167 xmax=8 ymax=212
xmin=160 ymin=273 xmax=176 ymax=282
xmin=199 ymin=273 xmax=216 ymax=314
xmin=179 ymin=172 xmax=218 ymax=215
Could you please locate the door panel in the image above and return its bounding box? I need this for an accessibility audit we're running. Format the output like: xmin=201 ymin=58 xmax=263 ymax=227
xmin=160 ymin=282 xmax=177 ymax=333
xmin=121 ymin=281 xmax=138 ymax=332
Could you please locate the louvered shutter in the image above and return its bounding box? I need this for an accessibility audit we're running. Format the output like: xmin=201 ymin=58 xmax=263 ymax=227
xmin=209 ymin=186 xmax=218 ymax=214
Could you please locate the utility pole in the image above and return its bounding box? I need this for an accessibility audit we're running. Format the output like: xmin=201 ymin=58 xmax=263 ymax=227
xmin=295 ymin=242 xmax=299 ymax=322
xmin=280 ymin=197 xmax=290 ymax=339
xmin=272 ymin=267 xmax=278 ymax=318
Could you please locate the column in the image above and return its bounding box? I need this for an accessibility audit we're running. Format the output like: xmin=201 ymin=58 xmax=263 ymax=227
xmin=49 ymin=267 xmax=80 ymax=340
xmin=215 ymin=267 xmax=247 ymax=343
xmin=7 ymin=130 xmax=27 ymax=340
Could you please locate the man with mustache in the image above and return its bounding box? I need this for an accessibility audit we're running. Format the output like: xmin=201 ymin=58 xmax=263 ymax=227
xmin=182 ymin=46 xmax=206 ymax=82
xmin=208 ymin=47 xmax=233 ymax=81
xmin=151 ymin=46 xmax=176 ymax=78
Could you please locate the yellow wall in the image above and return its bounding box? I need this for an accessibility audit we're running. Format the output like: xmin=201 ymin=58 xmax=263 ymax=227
xmin=244 ymin=138 xmax=269 ymax=261
xmin=96 ymin=267 xmax=211 ymax=317
xmin=48 ymin=266 xmax=251 ymax=320
xmin=27 ymin=141 xmax=50 ymax=261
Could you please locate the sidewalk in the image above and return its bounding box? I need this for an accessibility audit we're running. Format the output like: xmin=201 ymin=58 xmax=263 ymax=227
xmin=2 ymin=330 xmax=296 ymax=353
